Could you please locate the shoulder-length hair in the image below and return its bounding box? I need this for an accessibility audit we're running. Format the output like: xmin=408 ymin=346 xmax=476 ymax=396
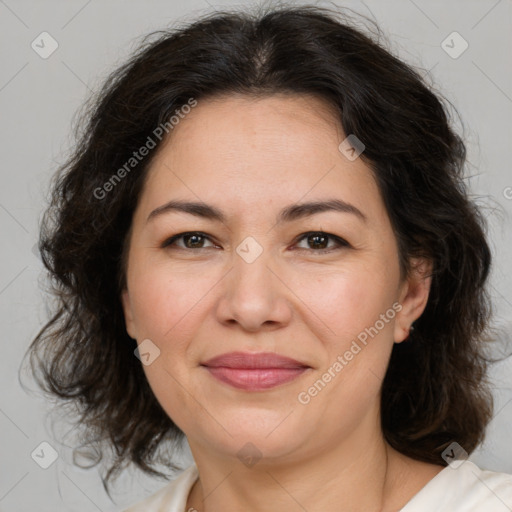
xmin=26 ymin=4 xmax=493 ymax=494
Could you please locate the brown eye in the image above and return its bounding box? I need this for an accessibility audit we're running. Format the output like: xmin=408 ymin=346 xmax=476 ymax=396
xmin=294 ymin=231 xmax=349 ymax=253
xmin=161 ymin=232 xmax=216 ymax=250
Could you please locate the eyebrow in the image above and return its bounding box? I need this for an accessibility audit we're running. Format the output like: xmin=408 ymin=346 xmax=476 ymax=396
xmin=146 ymin=198 xmax=367 ymax=225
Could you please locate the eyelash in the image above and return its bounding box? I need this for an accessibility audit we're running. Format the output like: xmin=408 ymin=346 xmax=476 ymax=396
xmin=161 ymin=231 xmax=350 ymax=254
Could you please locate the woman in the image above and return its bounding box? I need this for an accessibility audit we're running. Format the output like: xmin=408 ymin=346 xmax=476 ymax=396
xmin=27 ymin=5 xmax=512 ymax=511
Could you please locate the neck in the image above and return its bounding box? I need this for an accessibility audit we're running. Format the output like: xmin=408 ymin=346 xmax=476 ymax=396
xmin=185 ymin=413 xmax=429 ymax=512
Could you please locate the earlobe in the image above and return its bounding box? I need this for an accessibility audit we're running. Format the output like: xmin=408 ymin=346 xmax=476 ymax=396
xmin=121 ymin=288 xmax=137 ymax=340
xmin=394 ymin=258 xmax=433 ymax=343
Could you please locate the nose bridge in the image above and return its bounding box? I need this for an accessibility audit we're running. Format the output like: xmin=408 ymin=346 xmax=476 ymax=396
xmin=231 ymin=234 xmax=276 ymax=300
xmin=216 ymin=233 xmax=292 ymax=330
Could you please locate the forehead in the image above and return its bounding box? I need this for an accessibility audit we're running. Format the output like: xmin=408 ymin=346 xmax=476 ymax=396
xmin=136 ymin=94 xmax=384 ymax=224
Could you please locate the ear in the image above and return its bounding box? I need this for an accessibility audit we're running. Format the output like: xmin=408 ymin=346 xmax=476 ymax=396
xmin=121 ymin=288 xmax=137 ymax=340
xmin=394 ymin=257 xmax=432 ymax=343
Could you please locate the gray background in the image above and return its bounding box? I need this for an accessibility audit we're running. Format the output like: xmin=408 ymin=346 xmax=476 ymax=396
xmin=0 ymin=0 xmax=511 ymax=510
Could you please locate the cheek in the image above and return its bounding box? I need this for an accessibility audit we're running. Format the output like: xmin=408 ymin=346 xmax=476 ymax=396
xmin=128 ymin=261 xmax=215 ymax=340
xmin=130 ymin=275 xmax=177 ymax=336
xmin=299 ymin=265 xmax=398 ymax=401
xmin=126 ymin=265 xmax=209 ymax=430
xmin=311 ymin=269 xmax=397 ymax=383
xmin=299 ymin=264 xmax=397 ymax=344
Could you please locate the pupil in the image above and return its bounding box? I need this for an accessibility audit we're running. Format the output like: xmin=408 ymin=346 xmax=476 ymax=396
xmin=310 ymin=234 xmax=327 ymax=249
xmin=183 ymin=234 xmax=329 ymax=249
xmin=186 ymin=234 xmax=202 ymax=248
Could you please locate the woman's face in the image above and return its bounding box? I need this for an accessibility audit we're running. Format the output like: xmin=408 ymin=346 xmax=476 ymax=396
xmin=121 ymin=93 xmax=430 ymax=465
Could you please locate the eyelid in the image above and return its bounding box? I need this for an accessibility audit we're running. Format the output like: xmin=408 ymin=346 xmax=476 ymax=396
xmin=293 ymin=231 xmax=350 ymax=252
xmin=161 ymin=230 xmax=351 ymax=253
xmin=161 ymin=231 xmax=218 ymax=249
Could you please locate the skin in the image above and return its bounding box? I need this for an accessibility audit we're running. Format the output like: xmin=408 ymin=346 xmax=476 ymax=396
xmin=121 ymin=93 xmax=443 ymax=512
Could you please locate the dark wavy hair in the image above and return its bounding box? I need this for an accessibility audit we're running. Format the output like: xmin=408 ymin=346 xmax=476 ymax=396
xmin=24 ymin=3 xmax=494 ymax=496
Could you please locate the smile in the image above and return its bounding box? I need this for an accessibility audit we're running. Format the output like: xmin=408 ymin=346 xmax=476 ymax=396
xmin=203 ymin=366 xmax=309 ymax=391
xmin=201 ymin=351 xmax=311 ymax=391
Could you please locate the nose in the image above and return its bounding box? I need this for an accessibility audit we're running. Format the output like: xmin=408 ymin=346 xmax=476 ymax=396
xmin=215 ymin=241 xmax=293 ymax=333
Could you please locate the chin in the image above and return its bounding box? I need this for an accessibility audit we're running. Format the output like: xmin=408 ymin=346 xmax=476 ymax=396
xmin=194 ymin=414 xmax=308 ymax=463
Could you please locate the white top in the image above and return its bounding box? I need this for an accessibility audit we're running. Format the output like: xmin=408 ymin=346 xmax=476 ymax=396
xmin=124 ymin=460 xmax=512 ymax=511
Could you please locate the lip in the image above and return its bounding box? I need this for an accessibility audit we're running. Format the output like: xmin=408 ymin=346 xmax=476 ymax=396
xmin=201 ymin=351 xmax=310 ymax=391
